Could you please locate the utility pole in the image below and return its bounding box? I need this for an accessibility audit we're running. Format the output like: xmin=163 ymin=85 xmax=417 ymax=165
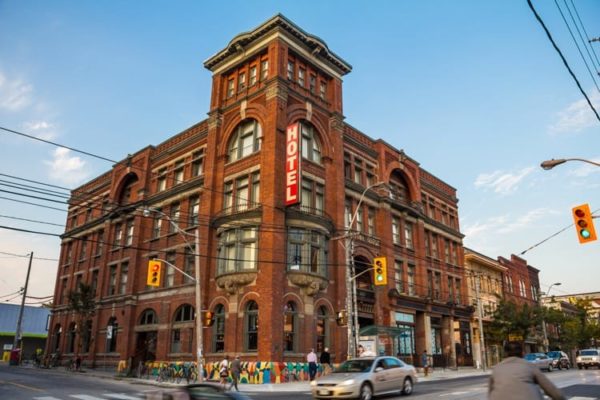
xmin=13 ymin=252 xmax=33 ymax=357
xmin=474 ymin=273 xmax=487 ymax=371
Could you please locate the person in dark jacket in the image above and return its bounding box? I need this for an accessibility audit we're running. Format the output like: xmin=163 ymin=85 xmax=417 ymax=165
xmin=320 ymin=347 xmax=332 ymax=374
xmin=488 ymin=342 xmax=565 ymax=400
xmin=228 ymin=355 xmax=241 ymax=391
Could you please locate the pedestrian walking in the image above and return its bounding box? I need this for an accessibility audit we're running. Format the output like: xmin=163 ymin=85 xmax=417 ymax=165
xmin=307 ymin=348 xmax=318 ymax=381
xmin=421 ymin=350 xmax=429 ymax=376
xmin=219 ymin=355 xmax=229 ymax=388
xmin=488 ymin=342 xmax=565 ymax=400
xmin=320 ymin=347 xmax=332 ymax=374
xmin=229 ymin=355 xmax=241 ymax=391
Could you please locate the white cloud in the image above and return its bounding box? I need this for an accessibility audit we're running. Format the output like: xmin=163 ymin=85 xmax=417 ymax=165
xmin=496 ymin=208 xmax=558 ymax=234
xmin=0 ymin=71 xmax=33 ymax=111
xmin=22 ymin=120 xmax=58 ymax=141
xmin=44 ymin=148 xmax=90 ymax=186
xmin=566 ymin=158 xmax=600 ymax=178
xmin=474 ymin=166 xmax=535 ymax=194
xmin=549 ymin=92 xmax=600 ymax=134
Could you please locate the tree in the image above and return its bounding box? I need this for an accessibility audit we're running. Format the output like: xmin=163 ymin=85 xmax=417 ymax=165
xmin=66 ymin=282 xmax=96 ymax=356
xmin=485 ymin=300 xmax=544 ymax=345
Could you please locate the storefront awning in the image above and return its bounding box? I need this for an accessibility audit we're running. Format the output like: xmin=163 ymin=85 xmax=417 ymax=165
xmin=359 ymin=325 xmax=405 ymax=337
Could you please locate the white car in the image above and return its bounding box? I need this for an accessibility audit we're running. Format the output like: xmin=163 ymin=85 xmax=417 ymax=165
xmin=576 ymin=349 xmax=600 ymax=369
xmin=311 ymin=356 xmax=417 ymax=400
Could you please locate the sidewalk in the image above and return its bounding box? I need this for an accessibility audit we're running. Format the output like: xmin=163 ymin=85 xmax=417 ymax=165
xmin=14 ymin=362 xmax=492 ymax=393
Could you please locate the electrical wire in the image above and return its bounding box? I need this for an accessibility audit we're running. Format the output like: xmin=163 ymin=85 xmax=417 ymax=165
xmin=567 ymin=0 xmax=600 ymax=70
xmin=527 ymin=0 xmax=600 ymax=122
xmin=0 ymin=214 xmax=65 ymax=228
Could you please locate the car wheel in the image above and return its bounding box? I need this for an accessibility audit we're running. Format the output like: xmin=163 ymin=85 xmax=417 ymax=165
xmin=566 ymin=363 xmax=570 ymax=370
xmin=557 ymin=363 xmax=562 ymax=370
xmin=547 ymin=364 xmax=553 ymax=372
xmin=401 ymin=377 xmax=413 ymax=395
xmin=584 ymin=365 xmax=589 ymax=369
xmin=359 ymin=383 xmax=373 ymax=400
xmin=578 ymin=365 xmax=583 ymax=370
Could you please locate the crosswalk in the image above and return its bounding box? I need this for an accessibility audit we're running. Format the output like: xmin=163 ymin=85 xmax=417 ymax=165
xmin=33 ymin=393 xmax=144 ymax=400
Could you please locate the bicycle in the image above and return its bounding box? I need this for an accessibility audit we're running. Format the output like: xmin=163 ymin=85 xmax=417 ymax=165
xmin=137 ymin=361 xmax=150 ymax=379
xmin=157 ymin=363 xmax=172 ymax=382
xmin=182 ymin=363 xmax=198 ymax=384
xmin=282 ymin=367 xmax=299 ymax=383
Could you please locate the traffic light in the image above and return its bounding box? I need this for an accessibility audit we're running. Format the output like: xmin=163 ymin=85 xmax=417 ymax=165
xmin=336 ymin=310 xmax=348 ymax=326
xmin=571 ymin=203 xmax=597 ymax=244
xmin=147 ymin=260 xmax=162 ymax=287
xmin=202 ymin=311 xmax=214 ymax=327
xmin=373 ymin=257 xmax=388 ymax=286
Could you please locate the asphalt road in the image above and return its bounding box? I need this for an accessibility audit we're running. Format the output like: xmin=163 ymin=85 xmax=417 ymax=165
xmin=1 ymin=363 xmax=599 ymax=400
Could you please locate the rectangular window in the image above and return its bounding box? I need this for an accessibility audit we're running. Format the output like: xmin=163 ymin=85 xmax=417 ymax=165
xmin=392 ymin=217 xmax=400 ymax=245
xmin=95 ymin=230 xmax=104 ymax=256
xmin=169 ymin=203 xmax=180 ymax=234
xmin=249 ymin=66 xmax=257 ymax=86
xmin=108 ymin=265 xmax=117 ymax=295
xmin=356 ymin=207 xmax=363 ymax=232
xmin=113 ymin=223 xmax=122 ymax=249
xmin=174 ymin=160 xmax=184 ymax=185
xmin=157 ymin=168 xmax=167 ymax=192
xmin=424 ymin=233 xmax=430 ymax=256
xmin=61 ymin=278 xmax=68 ymax=304
xmin=238 ymin=72 xmax=246 ymax=91
xmin=91 ymin=270 xmax=99 ymax=297
xmin=448 ymin=276 xmax=454 ymax=302
xmin=431 ymin=234 xmax=439 ymax=259
xmin=444 ymin=239 xmax=450 ymax=263
xmin=79 ymin=237 xmax=88 ymax=260
xmin=191 ymin=150 xmax=204 ymax=177
xmin=394 ymin=260 xmax=404 ymax=294
xmin=367 ymin=207 xmax=375 ymax=235
xmin=251 ymin=172 xmax=260 ymax=205
xmin=184 ymin=249 xmax=195 ymax=284
xmin=260 ymin=59 xmax=268 ymax=80
xmin=125 ymin=220 xmax=134 ymax=246
xmin=86 ymin=208 xmax=93 ymax=222
xmin=353 ymin=159 xmax=363 ymax=185
xmin=65 ymin=242 xmax=73 ymax=264
xmin=319 ymin=81 xmax=326 ymax=100
xmin=166 ymin=251 xmax=176 ymax=287
xmin=287 ymin=60 xmax=295 ymax=80
xmin=189 ymin=196 xmax=199 ymax=226
xmin=119 ymin=262 xmax=128 ymax=294
xmin=218 ymin=228 xmax=259 ymax=274
xmin=227 ymin=78 xmax=235 ymax=97
xmin=152 ymin=210 xmax=162 ymax=239
xmin=455 ymin=279 xmax=462 ymax=303
xmin=298 ymin=67 xmax=305 ymax=87
xmin=344 ymin=199 xmax=352 ymax=230
xmin=408 ymin=264 xmax=416 ymax=295
xmin=434 ymin=272 xmax=441 ymax=300
xmin=309 ymin=74 xmax=316 ymax=94
xmin=236 ymin=177 xmax=249 ymax=212
xmin=171 ymin=329 xmax=181 ymax=353
xmin=404 ymin=222 xmax=414 ymax=249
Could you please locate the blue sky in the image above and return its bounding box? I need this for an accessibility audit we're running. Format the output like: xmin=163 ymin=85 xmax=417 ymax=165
xmin=1 ymin=0 xmax=599 ymax=304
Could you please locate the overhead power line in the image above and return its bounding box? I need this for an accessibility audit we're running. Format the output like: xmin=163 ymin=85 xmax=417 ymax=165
xmin=0 ymin=126 xmax=118 ymax=163
xmin=527 ymin=0 xmax=600 ymax=123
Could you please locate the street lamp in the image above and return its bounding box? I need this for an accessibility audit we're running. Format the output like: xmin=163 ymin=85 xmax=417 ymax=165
xmin=342 ymin=181 xmax=387 ymax=359
xmin=540 ymin=158 xmax=600 ymax=170
xmin=541 ymin=282 xmax=561 ymax=352
xmin=142 ymin=207 xmax=204 ymax=382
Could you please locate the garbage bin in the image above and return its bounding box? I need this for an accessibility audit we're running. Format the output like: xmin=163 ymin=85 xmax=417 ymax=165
xmin=9 ymin=348 xmax=21 ymax=366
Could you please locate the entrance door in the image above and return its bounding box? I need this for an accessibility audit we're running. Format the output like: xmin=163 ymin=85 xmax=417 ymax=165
xmin=135 ymin=331 xmax=157 ymax=363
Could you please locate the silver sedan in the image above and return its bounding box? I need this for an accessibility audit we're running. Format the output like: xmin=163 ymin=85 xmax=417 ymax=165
xmin=310 ymin=356 xmax=417 ymax=400
xmin=524 ymin=353 xmax=554 ymax=371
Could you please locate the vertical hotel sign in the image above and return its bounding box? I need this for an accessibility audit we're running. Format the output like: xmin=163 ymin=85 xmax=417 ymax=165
xmin=285 ymin=122 xmax=301 ymax=206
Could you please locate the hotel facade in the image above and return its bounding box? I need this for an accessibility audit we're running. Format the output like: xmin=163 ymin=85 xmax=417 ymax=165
xmin=47 ymin=15 xmax=473 ymax=373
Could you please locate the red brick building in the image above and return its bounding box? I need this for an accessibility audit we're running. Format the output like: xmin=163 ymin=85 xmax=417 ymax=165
xmin=47 ymin=14 xmax=471 ymax=374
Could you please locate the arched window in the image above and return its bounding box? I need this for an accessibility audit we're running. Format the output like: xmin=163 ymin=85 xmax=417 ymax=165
xmin=316 ymin=306 xmax=329 ymax=353
xmin=106 ymin=317 xmax=118 ymax=353
xmin=228 ymin=120 xmax=262 ymax=162
xmin=172 ymin=304 xmax=194 ymax=354
xmin=117 ymin=174 xmax=139 ymax=205
xmin=51 ymin=324 xmax=62 ymax=353
xmin=244 ymin=301 xmax=258 ymax=352
xmin=300 ymin=122 xmax=321 ymax=164
xmin=283 ymin=301 xmax=298 ymax=353
xmin=212 ymin=304 xmax=226 ymax=353
xmin=139 ymin=309 xmax=158 ymax=325
xmin=389 ymin=170 xmax=410 ymax=202
xmin=67 ymin=322 xmax=77 ymax=353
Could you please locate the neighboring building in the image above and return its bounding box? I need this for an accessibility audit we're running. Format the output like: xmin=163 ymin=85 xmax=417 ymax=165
xmin=47 ymin=14 xmax=470 ymax=376
xmin=498 ymin=254 xmax=542 ymax=353
xmin=0 ymin=304 xmax=50 ymax=361
xmin=464 ymin=248 xmax=506 ymax=368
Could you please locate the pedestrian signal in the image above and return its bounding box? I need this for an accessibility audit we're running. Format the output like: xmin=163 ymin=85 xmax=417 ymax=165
xmin=336 ymin=310 xmax=348 ymax=326
xmin=373 ymin=257 xmax=388 ymax=286
xmin=147 ymin=260 xmax=162 ymax=287
xmin=572 ymin=203 xmax=597 ymax=244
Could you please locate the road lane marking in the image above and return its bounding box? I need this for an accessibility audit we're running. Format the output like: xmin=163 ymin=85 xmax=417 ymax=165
xmin=104 ymin=394 xmax=144 ymax=400
xmin=0 ymin=379 xmax=44 ymax=392
xmin=69 ymin=395 xmax=108 ymax=400
xmin=33 ymin=397 xmax=62 ymax=400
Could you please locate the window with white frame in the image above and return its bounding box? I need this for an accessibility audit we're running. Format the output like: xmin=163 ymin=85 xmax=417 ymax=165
xmin=174 ymin=160 xmax=184 ymax=185
xmin=249 ymin=66 xmax=257 ymax=86
xmin=169 ymin=203 xmax=180 ymax=234
xmin=223 ymin=172 xmax=260 ymax=213
xmin=125 ymin=219 xmax=134 ymax=246
xmin=191 ymin=150 xmax=204 ymax=177
xmin=260 ymin=59 xmax=268 ymax=80
xmin=217 ymin=227 xmax=258 ymax=274
xmin=392 ymin=217 xmax=400 ymax=245
xmin=300 ymin=122 xmax=321 ymax=164
xmin=228 ymin=119 xmax=262 ymax=162
xmin=157 ymin=168 xmax=167 ymax=192
xmin=287 ymin=228 xmax=327 ymax=277
xmin=300 ymin=177 xmax=324 ymax=215
xmin=188 ymin=196 xmax=199 ymax=226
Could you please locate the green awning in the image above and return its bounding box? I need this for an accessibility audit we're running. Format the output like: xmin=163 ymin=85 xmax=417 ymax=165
xmin=359 ymin=325 xmax=405 ymax=337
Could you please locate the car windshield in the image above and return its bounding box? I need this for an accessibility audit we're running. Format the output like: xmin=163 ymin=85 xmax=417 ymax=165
xmin=547 ymin=351 xmax=560 ymax=358
xmin=524 ymin=354 xmax=538 ymax=360
xmin=581 ymin=350 xmax=599 ymax=356
xmin=335 ymin=359 xmax=374 ymax=373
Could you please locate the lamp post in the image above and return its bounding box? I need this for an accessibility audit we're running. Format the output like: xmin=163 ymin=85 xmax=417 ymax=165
xmin=540 ymin=158 xmax=600 ymax=170
xmin=541 ymin=282 xmax=561 ymax=352
xmin=143 ymin=207 xmax=203 ymax=382
xmin=341 ymin=181 xmax=387 ymax=359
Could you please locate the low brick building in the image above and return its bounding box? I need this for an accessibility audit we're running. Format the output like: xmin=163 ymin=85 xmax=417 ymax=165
xmin=47 ymin=14 xmax=471 ymax=377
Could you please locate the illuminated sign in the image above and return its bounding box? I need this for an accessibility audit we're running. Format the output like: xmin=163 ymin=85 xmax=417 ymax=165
xmin=285 ymin=123 xmax=301 ymax=206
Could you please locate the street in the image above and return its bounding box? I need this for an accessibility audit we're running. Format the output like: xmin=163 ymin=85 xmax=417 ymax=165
xmin=1 ymin=363 xmax=600 ymax=400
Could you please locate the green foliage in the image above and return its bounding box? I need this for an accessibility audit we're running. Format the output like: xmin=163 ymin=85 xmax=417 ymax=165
xmin=485 ymin=300 xmax=543 ymax=343
xmin=67 ymin=282 xmax=96 ymax=355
